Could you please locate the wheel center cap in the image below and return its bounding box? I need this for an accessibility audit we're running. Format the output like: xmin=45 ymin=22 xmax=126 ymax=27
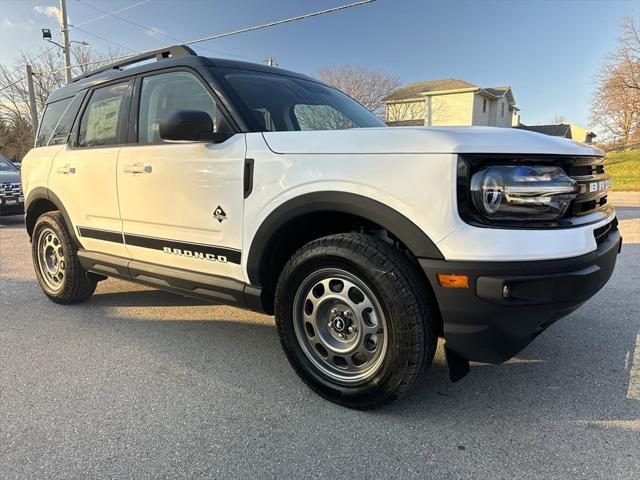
xmin=333 ymin=316 xmax=346 ymax=332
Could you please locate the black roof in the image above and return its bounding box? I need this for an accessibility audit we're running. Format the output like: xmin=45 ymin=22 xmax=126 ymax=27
xmin=516 ymin=124 xmax=572 ymax=138
xmin=47 ymin=45 xmax=318 ymax=103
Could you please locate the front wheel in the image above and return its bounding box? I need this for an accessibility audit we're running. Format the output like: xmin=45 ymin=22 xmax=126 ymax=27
xmin=275 ymin=233 xmax=438 ymax=409
xmin=32 ymin=211 xmax=97 ymax=304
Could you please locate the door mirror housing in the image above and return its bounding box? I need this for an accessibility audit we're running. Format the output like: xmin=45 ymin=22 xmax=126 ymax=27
xmin=158 ymin=109 xmax=232 ymax=143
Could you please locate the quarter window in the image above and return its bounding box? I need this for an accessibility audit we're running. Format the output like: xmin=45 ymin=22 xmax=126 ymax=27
xmin=78 ymin=82 xmax=129 ymax=148
xmin=138 ymin=71 xmax=229 ymax=144
xmin=36 ymin=97 xmax=72 ymax=147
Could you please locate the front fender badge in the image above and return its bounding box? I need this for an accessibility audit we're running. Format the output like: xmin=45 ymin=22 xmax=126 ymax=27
xmin=213 ymin=206 xmax=227 ymax=223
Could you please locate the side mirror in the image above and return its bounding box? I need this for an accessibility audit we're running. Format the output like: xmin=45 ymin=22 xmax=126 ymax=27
xmin=158 ymin=109 xmax=232 ymax=143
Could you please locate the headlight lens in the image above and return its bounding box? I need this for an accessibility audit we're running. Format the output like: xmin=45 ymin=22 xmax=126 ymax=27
xmin=470 ymin=165 xmax=579 ymax=220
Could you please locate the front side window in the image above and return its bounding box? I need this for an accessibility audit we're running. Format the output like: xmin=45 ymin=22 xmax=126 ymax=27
xmin=217 ymin=68 xmax=385 ymax=132
xmin=138 ymin=71 xmax=229 ymax=144
xmin=78 ymin=82 xmax=129 ymax=147
xmin=36 ymin=97 xmax=72 ymax=147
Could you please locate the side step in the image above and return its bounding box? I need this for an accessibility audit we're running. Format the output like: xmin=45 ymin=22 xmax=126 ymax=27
xmin=76 ymin=249 xmax=264 ymax=312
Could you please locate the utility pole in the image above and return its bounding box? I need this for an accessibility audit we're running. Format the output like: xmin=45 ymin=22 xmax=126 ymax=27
xmin=25 ymin=65 xmax=39 ymax=132
xmin=60 ymin=0 xmax=72 ymax=84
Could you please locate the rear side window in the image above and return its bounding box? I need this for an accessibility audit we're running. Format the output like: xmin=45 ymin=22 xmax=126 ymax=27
xmin=36 ymin=97 xmax=72 ymax=147
xmin=47 ymin=93 xmax=85 ymax=146
xmin=78 ymin=82 xmax=130 ymax=148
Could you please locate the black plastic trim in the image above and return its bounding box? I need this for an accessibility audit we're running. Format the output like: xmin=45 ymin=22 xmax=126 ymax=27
xmin=419 ymin=224 xmax=621 ymax=363
xmin=77 ymin=227 xmax=124 ymax=243
xmin=77 ymin=249 xmax=265 ymax=312
xmin=25 ymin=187 xmax=82 ymax=247
xmin=246 ymin=191 xmax=444 ymax=286
xmin=243 ymin=158 xmax=254 ymax=198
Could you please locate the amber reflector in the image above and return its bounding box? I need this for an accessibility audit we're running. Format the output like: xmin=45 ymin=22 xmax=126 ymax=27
xmin=437 ymin=273 xmax=469 ymax=288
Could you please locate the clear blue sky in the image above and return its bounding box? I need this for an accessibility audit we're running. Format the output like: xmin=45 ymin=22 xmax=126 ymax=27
xmin=1 ymin=0 xmax=638 ymax=130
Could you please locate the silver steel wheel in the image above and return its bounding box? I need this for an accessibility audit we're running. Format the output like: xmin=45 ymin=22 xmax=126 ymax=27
xmin=35 ymin=227 xmax=66 ymax=293
xmin=293 ymin=268 xmax=388 ymax=385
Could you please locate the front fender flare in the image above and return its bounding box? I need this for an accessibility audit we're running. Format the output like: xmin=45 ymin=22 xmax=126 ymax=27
xmin=246 ymin=191 xmax=444 ymax=285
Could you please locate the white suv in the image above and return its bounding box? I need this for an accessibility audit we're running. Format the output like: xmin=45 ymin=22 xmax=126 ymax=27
xmin=21 ymin=46 xmax=621 ymax=408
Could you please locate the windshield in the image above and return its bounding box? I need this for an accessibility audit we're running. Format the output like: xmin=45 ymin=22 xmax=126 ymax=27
xmin=215 ymin=68 xmax=385 ymax=132
xmin=0 ymin=155 xmax=17 ymax=172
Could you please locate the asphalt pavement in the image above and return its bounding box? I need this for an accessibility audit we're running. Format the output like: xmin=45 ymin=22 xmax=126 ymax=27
xmin=1 ymin=213 xmax=639 ymax=479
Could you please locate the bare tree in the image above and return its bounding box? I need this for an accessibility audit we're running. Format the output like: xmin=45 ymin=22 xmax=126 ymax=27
xmin=318 ymin=65 xmax=400 ymax=117
xmin=590 ymin=15 xmax=640 ymax=144
xmin=0 ymin=46 xmax=124 ymax=159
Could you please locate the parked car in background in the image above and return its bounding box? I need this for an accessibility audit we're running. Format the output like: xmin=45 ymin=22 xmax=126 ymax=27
xmin=0 ymin=154 xmax=24 ymax=216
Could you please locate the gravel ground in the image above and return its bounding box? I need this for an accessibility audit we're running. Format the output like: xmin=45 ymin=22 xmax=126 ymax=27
xmin=1 ymin=214 xmax=639 ymax=479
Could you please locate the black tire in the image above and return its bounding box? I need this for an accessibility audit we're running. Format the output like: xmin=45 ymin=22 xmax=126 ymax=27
xmin=275 ymin=233 xmax=438 ymax=409
xmin=31 ymin=210 xmax=97 ymax=304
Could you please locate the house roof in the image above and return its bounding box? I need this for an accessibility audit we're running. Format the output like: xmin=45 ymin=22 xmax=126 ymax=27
xmin=516 ymin=124 xmax=572 ymax=138
xmin=385 ymin=119 xmax=425 ymax=127
xmin=384 ymin=79 xmax=478 ymax=102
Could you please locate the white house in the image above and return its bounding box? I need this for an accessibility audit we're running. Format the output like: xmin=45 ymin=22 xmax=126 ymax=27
xmin=384 ymin=79 xmax=519 ymax=128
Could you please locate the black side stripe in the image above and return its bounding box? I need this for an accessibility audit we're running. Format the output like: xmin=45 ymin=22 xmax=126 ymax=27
xmin=77 ymin=227 xmax=124 ymax=244
xmin=124 ymin=233 xmax=241 ymax=264
xmin=77 ymin=227 xmax=241 ymax=265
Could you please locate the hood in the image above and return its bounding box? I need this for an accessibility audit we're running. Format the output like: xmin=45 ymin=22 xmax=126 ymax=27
xmin=262 ymin=126 xmax=603 ymax=156
xmin=0 ymin=170 xmax=21 ymax=183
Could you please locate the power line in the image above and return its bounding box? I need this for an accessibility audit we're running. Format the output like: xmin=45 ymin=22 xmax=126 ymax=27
xmin=75 ymin=0 xmax=262 ymax=62
xmin=72 ymin=25 xmax=137 ymax=53
xmin=32 ymin=0 xmax=377 ymax=78
xmin=182 ymin=0 xmax=376 ymax=47
xmin=73 ymin=0 xmax=151 ymax=27
xmin=0 ymin=76 xmax=27 ymax=94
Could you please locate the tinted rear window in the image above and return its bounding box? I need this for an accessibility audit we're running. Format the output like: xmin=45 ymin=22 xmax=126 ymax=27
xmin=36 ymin=98 xmax=71 ymax=147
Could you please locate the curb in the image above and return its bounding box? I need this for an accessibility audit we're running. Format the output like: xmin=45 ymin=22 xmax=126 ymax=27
xmin=609 ymin=191 xmax=640 ymax=207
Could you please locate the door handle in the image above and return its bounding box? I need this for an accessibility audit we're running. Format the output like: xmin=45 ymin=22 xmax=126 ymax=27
xmin=56 ymin=164 xmax=76 ymax=175
xmin=123 ymin=163 xmax=152 ymax=174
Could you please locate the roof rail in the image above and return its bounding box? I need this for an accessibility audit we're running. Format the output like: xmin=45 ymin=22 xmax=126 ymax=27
xmin=72 ymin=44 xmax=197 ymax=83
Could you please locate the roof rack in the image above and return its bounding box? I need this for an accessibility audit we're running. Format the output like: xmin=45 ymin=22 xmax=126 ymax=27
xmin=72 ymin=45 xmax=197 ymax=83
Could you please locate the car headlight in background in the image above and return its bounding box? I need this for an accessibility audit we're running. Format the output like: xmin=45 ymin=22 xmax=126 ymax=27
xmin=470 ymin=165 xmax=579 ymax=220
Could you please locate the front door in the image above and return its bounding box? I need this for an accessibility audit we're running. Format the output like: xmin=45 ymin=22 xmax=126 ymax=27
xmin=116 ymin=70 xmax=245 ymax=282
xmin=49 ymin=80 xmax=132 ymax=258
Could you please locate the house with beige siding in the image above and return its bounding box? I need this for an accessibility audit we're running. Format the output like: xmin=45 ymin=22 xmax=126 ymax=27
xmin=384 ymin=79 xmax=519 ymax=128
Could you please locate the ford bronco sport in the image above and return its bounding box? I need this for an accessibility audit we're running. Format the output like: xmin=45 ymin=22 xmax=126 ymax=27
xmin=21 ymin=46 xmax=621 ymax=408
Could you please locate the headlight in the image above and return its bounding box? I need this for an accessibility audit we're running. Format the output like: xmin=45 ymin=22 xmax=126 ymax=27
xmin=470 ymin=165 xmax=579 ymax=220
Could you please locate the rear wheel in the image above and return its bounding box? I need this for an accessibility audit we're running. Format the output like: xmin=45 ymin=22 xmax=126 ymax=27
xmin=32 ymin=211 xmax=97 ymax=304
xmin=275 ymin=233 xmax=438 ymax=409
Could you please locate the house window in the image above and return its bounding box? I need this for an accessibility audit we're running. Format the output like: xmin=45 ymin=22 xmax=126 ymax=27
xmin=482 ymin=98 xmax=487 ymax=113
xmin=501 ymin=102 xmax=505 ymax=117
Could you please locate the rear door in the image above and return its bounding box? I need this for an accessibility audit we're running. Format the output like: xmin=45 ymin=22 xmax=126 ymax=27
xmin=48 ymin=80 xmax=132 ymax=258
xmin=116 ymin=69 xmax=245 ymax=282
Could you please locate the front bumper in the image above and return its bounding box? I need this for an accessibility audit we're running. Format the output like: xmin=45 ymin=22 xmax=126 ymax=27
xmin=0 ymin=199 xmax=24 ymax=216
xmin=419 ymin=222 xmax=621 ymax=363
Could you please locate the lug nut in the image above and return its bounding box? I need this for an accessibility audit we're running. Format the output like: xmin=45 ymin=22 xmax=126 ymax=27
xmin=348 ymin=326 xmax=355 ymax=333
xmin=502 ymin=285 xmax=511 ymax=299
xmin=344 ymin=310 xmax=353 ymax=318
xmin=328 ymin=321 xmax=334 ymax=329
xmin=330 ymin=308 xmax=337 ymax=316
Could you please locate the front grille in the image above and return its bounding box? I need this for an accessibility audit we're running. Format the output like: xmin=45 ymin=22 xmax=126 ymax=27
xmin=565 ymin=158 xmax=610 ymax=217
xmin=0 ymin=182 xmax=23 ymax=198
xmin=594 ymin=218 xmax=618 ymax=244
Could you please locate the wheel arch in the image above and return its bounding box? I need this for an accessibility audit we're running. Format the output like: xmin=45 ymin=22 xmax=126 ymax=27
xmin=25 ymin=187 xmax=81 ymax=247
xmin=246 ymin=191 xmax=443 ymax=313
